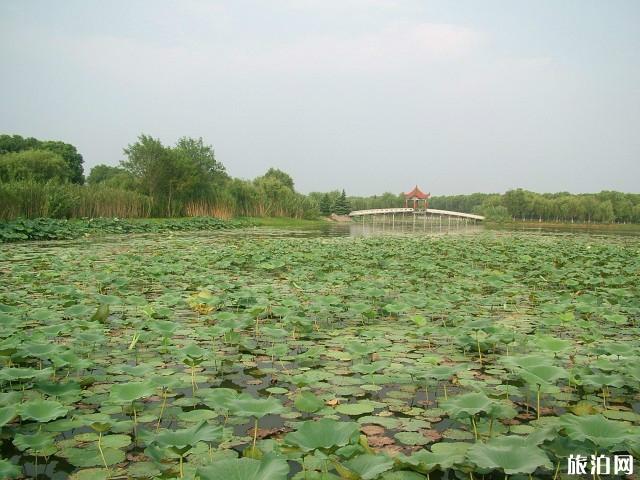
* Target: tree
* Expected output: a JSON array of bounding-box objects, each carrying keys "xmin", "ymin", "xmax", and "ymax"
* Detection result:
[
  {"xmin": 318, "ymin": 194, "xmax": 331, "ymax": 216},
  {"xmin": 39, "ymin": 141, "xmax": 84, "ymax": 184},
  {"xmin": 87, "ymin": 164, "xmax": 127, "ymax": 184},
  {"xmin": 175, "ymin": 137, "xmax": 226, "ymax": 180},
  {"xmin": 0, "ymin": 134, "xmax": 84, "ymax": 184},
  {"xmin": 332, "ymin": 190, "xmax": 351, "ymax": 215},
  {"xmin": 261, "ymin": 168, "xmax": 294, "ymax": 190},
  {"xmin": 87, "ymin": 164, "xmax": 137, "ymax": 190},
  {"xmin": 594, "ymin": 200, "xmax": 615, "ymax": 223},
  {"xmin": 121, "ymin": 135, "xmax": 180, "ymax": 215},
  {"xmin": 0, "ymin": 149, "xmax": 71, "ymax": 183},
  {"xmin": 120, "ymin": 134, "xmax": 234, "ymax": 216},
  {"xmin": 503, "ymin": 189, "xmax": 529, "ymax": 220}
]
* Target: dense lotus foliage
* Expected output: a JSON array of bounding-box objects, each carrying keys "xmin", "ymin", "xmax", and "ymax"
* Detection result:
[
  {"xmin": 0, "ymin": 230, "xmax": 639, "ymax": 479},
  {"xmin": 0, "ymin": 217, "xmax": 246, "ymax": 243}
]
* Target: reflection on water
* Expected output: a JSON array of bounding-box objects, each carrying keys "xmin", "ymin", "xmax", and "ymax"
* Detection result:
[{"xmin": 346, "ymin": 222, "xmax": 484, "ymax": 237}]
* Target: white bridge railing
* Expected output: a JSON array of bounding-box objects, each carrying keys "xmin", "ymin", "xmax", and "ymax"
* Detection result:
[{"xmin": 348, "ymin": 207, "xmax": 484, "ymax": 221}]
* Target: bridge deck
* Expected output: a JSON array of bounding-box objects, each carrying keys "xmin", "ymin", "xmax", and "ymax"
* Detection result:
[{"xmin": 348, "ymin": 207, "xmax": 484, "ymax": 221}]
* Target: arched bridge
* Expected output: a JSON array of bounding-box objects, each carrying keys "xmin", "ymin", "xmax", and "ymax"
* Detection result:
[{"xmin": 348, "ymin": 207, "xmax": 484, "ymax": 221}]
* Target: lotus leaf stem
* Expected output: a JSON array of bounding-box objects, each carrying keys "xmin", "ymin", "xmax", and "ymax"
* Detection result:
[
  {"xmin": 97, "ymin": 432, "xmax": 110, "ymax": 477},
  {"xmin": 252, "ymin": 418, "xmax": 259, "ymax": 452},
  {"xmin": 471, "ymin": 415, "xmax": 478, "ymax": 441},
  {"xmin": 156, "ymin": 389, "xmax": 168, "ymax": 431}
]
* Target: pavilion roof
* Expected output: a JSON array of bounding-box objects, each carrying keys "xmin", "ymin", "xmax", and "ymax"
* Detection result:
[{"xmin": 404, "ymin": 185, "xmax": 430, "ymax": 199}]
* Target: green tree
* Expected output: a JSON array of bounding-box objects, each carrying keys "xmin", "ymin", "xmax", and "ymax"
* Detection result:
[
  {"xmin": 594, "ymin": 200, "xmax": 615, "ymax": 223},
  {"xmin": 332, "ymin": 190, "xmax": 351, "ymax": 215},
  {"xmin": 39, "ymin": 141, "xmax": 84, "ymax": 184},
  {"xmin": 0, "ymin": 135, "xmax": 84, "ymax": 184},
  {"xmin": 87, "ymin": 164, "xmax": 127, "ymax": 184},
  {"xmin": 260, "ymin": 168, "xmax": 294, "ymax": 190},
  {"xmin": 318, "ymin": 194, "xmax": 331, "ymax": 216},
  {"xmin": 0, "ymin": 150, "xmax": 71, "ymax": 183},
  {"xmin": 121, "ymin": 135, "xmax": 180, "ymax": 215},
  {"xmin": 503, "ymin": 189, "xmax": 529, "ymax": 220}
]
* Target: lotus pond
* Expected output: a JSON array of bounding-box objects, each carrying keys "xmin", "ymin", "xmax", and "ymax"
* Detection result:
[{"xmin": 0, "ymin": 230, "xmax": 639, "ymax": 479}]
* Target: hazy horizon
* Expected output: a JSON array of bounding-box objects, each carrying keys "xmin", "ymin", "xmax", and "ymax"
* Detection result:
[{"xmin": 1, "ymin": 1, "xmax": 639, "ymax": 196}]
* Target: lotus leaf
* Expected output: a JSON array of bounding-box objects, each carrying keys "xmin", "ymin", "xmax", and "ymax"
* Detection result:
[
  {"xmin": 441, "ymin": 391, "xmax": 494, "ymax": 418},
  {"xmin": 0, "ymin": 459, "xmax": 20, "ymax": 479},
  {"xmin": 19, "ymin": 399, "xmax": 69, "ymax": 422},
  {"xmin": 154, "ymin": 421, "xmax": 222, "ymax": 448},
  {"xmin": 406, "ymin": 442, "xmax": 471, "ymax": 471},
  {"xmin": 335, "ymin": 401, "xmax": 376, "ymax": 416},
  {"xmin": 559, "ymin": 414, "xmax": 638, "ymax": 449},
  {"xmin": 466, "ymin": 435, "xmax": 552, "ymax": 474},
  {"xmin": 109, "ymin": 381, "xmax": 154, "ymax": 403},
  {"xmin": 339, "ymin": 454, "xmax": 394, "ymax": 480},
  {"xmin": 0, "ymin": 405, "xmax": 17, "ymax": 427},
  {"xmin": 13, "ymin": 431, "xmax": 57, "ymax": 452},
  {"xmin": 231, "ymin": 395, "xmax": 285, "ymax": 419},
  {"xmin": 295, "ymin": 391, "xmax": 324, "ymax": 413},
  {"xmin": 285, "ymin": 418, "xmax": 360, "ymax": 451},
  {"xmin": 197, "ymin": 454, "xmax": 289, "ymax": 480}
]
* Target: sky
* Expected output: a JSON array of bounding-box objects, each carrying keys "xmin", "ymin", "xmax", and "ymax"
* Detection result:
[{"xmin": 1, "ymin": 1, "xmax": 639, "ymax": 196}]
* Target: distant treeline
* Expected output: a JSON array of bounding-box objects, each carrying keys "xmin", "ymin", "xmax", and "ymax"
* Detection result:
[
  {"xmin": 0, "ymin": 134, "xmax": 317, "ymax": 220},
  {"xmin": 344, "ymin": 190, "xmax": 640, "ymax": 223},
  {"xmin": 1, "ymin": 133, "xmax": 638, "ymax": 223}
]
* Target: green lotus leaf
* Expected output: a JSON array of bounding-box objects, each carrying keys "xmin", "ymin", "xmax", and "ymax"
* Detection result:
[
  {"xmin": 19, "ymin": 399, "xmax": 69, "ymax": 422},
  {"xmin": 62, "ymin": 446, "xmax": 126, "ymax": 467},
  {"xmin": 0, "ymin": 405, "xmax": 17, "ymax": 427},
  {"xmin": 90, "ymin": 304, "xmax": 110, "ymax": 322},
  {"xmin": 467, "ymin": 435, "xmax": 552, "ymax": 474},
  {"xmin": 109, "ymin": 381, "xmax": 154, "ymax": 403},
  {"xmin": 150, "ymin": 319, "xmax": 179, "ymax": 336},
  {"xmin": 181, "ymin": 343, "xmax": 207, "ymax": 359},
  {"xmin": 294, "ymin": 391, "xmax": 324, "ymax": 413},
  {"xmin": 441, "ymin": 391, "xmax": 495, "ymax": 418},
  {"xmin": 394, "ymin": 432, "xmax": 430, "ymax": 446},
  {"xmin": 231, "ymin": 395, "xmax": 285, "ymax": 419},
  {"xmin": 197, "ymin": 453, "xmax": 289, "ymax": 480},
  {"xmin": 155, "ymin": 421, "xmax": 222, "ymax": 448},
  {"xmin": 13, "ymin": 431, "xmax": 57, "ymax": 452},
  {"xmin": 0, "ymin": 367, "xmax": 41, "ymax": 381},
  {"xmin": 424, "ymin": 365, "xmax": 459, "ymax": 380},
  {"xmin": 580, "ymin": 372, "xmax": 626, "ymax": 388},
  {"xmin": 534, "ymin": 336, "xmax": 571, "ymax": 353},
  {"xmin": 36, "ymin": 380, "xmax": 82, "ymax": 397},
  {"xmin": 266, "ymin": 387, "xmax": 289, "ymax": 395},
  {"xmin": 21, "ymin": 342, "xmax": 59, "ymax": 358},
  {"xmin": 68, "ymin": 467, "xmax": 110, "ymax": 480},
  {"xmin": 335, "ymin": 401, "xmax": 376, "ymax": 416},
  {"xmin": 99, "ymin": 434, "xmax": 132, "ymax": 449},
  {"xmin": 381, "ymin": 472, "xmax": 426, "ymax": 480},
  {"xmin": 339, "ymin": 454, "xmax": 394, "ymax": 480},
  {"xmin": 0, "ymin": 459, "xmax": 21, "ymax": 479},
  {"xmin": 559, "ymin": 414, "xmax": 638, "ymax": 449},
  {"xmin": 197, "ymin": 388, "xmax": 238, "ymax": 410},
  {"xmin": 518, "ymin": 364, "xmax": 567, "ymax": 387},
  {"xmin": 285, "ymin": 418, "xmax": 360, "ymax": 451},
  {"xmin": 406, "ymin": 442, "xmax": 471, "ymax": 471}
]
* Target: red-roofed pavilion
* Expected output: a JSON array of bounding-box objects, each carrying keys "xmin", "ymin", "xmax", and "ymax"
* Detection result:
[{"xmin": 404, "ymin": 185, "xmax": 431, "ymax": 209}]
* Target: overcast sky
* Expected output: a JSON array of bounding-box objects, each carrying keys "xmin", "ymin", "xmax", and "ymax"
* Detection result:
[{"xmin": 1, "ymin": 1, "xmax": 639, "ymax": 195}]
